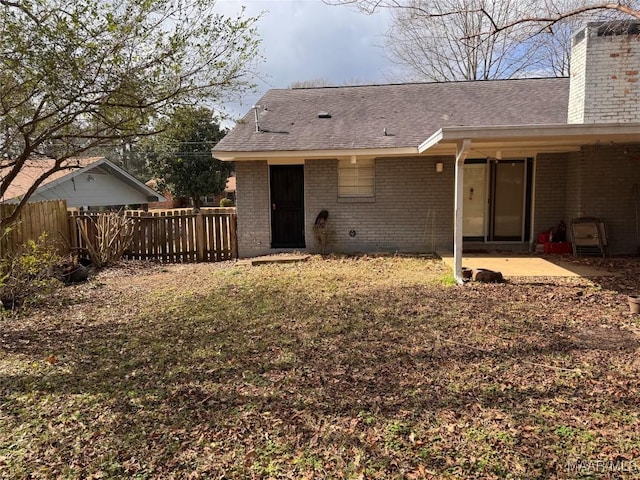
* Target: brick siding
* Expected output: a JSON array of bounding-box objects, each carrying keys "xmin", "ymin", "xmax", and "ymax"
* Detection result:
[
  {"xmin": 305, "ymin": 157, "xmax": 454, "ymax": 254},
  {"xmin": 237, "ymin": 151, "xmax": 640, "ymax": 257},
  {"xmin": 569, "ymin": 24, "xmax": 640, "ymax": 124},
  {"xmin": 534, "ymin": 144, "xmax": 640, "ymax": 254},
  {"xmin": 235, "ymin": 157, "xmax": 455, "ymax": 257},
  {"xmin": 577, "ymin": 144, "xmax": 640, "ymax": 254},
  {"xmin": 235, "ymin": 161, "xmax": 271, "ymax": 258},
  {"xmin": 568, "ymin": 35, "xmax": 587, "ymax": 123},
  {"xmin": 533, "ymin": 153, "xmax": 568, "ymax": 234}
]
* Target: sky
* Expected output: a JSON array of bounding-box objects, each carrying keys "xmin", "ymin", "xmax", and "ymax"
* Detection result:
[{"xmin": 213, "ymin": 0, "xmax": 396, "ymax": 124}]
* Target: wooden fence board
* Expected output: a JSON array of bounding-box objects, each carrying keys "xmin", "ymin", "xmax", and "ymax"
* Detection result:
[
  {"xmin": 66, "ymin": 209, "xmax": 236, "ymax": 264},
  {"xmin": 215, "ymin": 215, "xmax": 221, "ymax": 260},
  {"xmin": 0, "ymin": 200, "xmax": 70, "ymax": 258},
  {"xmin": 182, "ymin": 213, "xmax": 189, "ymax": 261},
  {"xmin": 167, "ymin": 212, "xmax": 175, "ymax": 262},
  {"xmin": 175, "ymin": 213, "xmax": 184, "ymax": 261},
  {"xmin": 230, "ymin": 213, "xmax": 238, "ymax": 259},
  {"xmin": 221, "ymin": 215, "xmax": 229, "ymax": 261},
  {"xmin": 184, "ymin": 213, "xmax": 192, "ymax": 262}
]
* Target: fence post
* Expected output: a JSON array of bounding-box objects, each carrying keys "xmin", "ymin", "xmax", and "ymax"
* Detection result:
[
  {"xmin": 230, "ymin": 212, "xmax": 238, "ymax": 259},
  {"xmin": 68, "ymin": 210, "xmax": 77, "ymax": 256},
  {"xmin": 196, "ymin": 212, "xmax": 205, "ymax": 262}
]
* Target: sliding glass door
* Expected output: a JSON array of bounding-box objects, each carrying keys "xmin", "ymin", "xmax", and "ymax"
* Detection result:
[
  {"xmin": 463, "ymin": 159, "xmax": 531, "ymax": 242},
  {"xmin": 491, "ymin": 161, "xmax": 526, "ymax": 240}
]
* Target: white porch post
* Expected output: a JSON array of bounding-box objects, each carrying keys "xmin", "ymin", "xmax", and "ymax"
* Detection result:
[{"xmin": 454, "ymin": 139, "xmax": 472, "ymax": 283}]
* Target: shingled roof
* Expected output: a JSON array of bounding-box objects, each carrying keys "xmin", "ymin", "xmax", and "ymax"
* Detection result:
[
  {"xmin": 3, "ymin": 157, "xmax": 103, "ymax": 201},
  {"xmin": 214, "ymin": 77, "xmax": 570, "ymax": 154},
  {"xmin": 2, "ymin": 157, "xmax": 164, "ymax": 203}
]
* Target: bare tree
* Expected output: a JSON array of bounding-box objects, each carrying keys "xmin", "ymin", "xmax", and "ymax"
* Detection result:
[
  {"xmin": 288, "ymin": 78, "xmax": 367, "ymax": 88},
  {"xmin": 328, "ymin": 0, "xmax": 640, "ymax": 80},
  {"xmin": 486, "ymin": 0, "xmax": 640, "ymax": 31},
  {"xmin": 385, "ymin": 0, "xmax": 546, "ymax": 81},
  {"xmin": 526, "ymin": 4, "xmax": 587, "ymax": 77},
  {"xmin": 329, "ymin": 0, "xmax": 640, "ymax": 29},
  {"xmin": 289, "ymin": 79, "xmax": 336, "ymax": 88}
]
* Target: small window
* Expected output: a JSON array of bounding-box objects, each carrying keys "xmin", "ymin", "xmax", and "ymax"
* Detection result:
[{"xmin": 338, "ymin": 158, "xmax": 374, "ymax": 197}]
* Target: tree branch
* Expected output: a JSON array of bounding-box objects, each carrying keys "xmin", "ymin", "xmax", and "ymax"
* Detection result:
[
  {"xmin": 0, "ymin": 0, "xmax": 41, "ymax": 24},
  {"xmin": 484, "ymin": 4, "xmax": 640, "ymax": 36}
]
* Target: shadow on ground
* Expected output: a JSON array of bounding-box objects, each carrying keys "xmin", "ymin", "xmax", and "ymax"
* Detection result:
[{"xmin": 1, "ymin": 264, "xmax": 639, "ymax": 478}]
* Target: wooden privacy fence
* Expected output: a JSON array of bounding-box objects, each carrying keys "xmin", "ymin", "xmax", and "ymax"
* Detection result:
[
  {"xmin": 0, "ymin": 200, "xmax": 70, "ymax": 257},
  {"xmin": 69, "ymin": 209, "xmax": 237, "ymax": 263}
]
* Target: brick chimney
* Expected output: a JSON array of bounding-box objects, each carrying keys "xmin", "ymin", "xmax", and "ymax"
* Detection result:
[{"xmin": 568, "ymin": 21, "xmax": 640, "ymax": 124}]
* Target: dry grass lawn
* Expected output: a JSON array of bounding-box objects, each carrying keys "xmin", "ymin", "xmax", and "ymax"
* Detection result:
[{"xmin": 1, "ymin": 255, "xmax": 640, "ymax": 479}]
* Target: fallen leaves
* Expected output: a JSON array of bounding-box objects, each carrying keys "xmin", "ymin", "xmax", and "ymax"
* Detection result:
[{"xmin": 0, "ymin": 256, "xmax": 639, "ymax": 478}]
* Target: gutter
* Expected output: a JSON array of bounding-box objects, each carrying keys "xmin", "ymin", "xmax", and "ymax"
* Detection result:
[
  {"xmin": 420, "ymin": 123, "xmax": 640, "ymax": 149},
  {"xmin": 213, "ymin": 146, "xmax": 419, "ymax": 162},
  {"xmin": 215, "ymin": 122, "xmax": 640, "ymax": 161},
  {"xmin": 418, "ymin": 129, "xmax": 444, "ymax": 153}
]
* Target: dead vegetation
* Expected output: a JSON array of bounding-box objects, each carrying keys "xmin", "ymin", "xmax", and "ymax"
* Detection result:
[{"xmin": 1, "ymin": 255, "xmax": 639, "ymax": 479}]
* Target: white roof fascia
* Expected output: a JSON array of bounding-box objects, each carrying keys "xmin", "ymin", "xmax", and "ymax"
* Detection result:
[
  {"xmin": 418, "ymin": 129, "xmax": 444, "ymax": 153},
  {"xmin": 99, "ymin": 160, "xmax": 166, "ymax": 201},
  {"xmin": 419, "ymin": 123, "xmax": 640, "ymax": 153},
  {"xmin": 213, "ymin": 146, "xmax": 419, "ymax": 162},
  {"xmin": 215, "ymin": 123, "xmax": 640, "ymax": 161}
]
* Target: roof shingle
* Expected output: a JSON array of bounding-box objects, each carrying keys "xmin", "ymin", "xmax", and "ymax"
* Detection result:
[{"xmin": 214, "ymin": 78, "xmax": 570, "ymax": 153}]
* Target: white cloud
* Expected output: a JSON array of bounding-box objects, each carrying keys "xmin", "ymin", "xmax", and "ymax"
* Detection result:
[{"xmin": 214, "ymin": 0, "xmax": 394, "ymax": 124}]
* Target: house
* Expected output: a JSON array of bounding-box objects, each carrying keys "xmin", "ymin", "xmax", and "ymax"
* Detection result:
[
  {"xmin": 145, "ymin": 178, "xmax": 190, "ymax": 209},
  {"xmin": 2, "ymin": 157, "xmax": 165, "ymax": 209},
  {"xmin": 201, "ymin": 174, "xmax": 236, "ymax": 207},
  {"xmin": 213, "ymin": 21, "xmax": 640, "ymax": 281},
  {"xmin": 146, "ymin": 173, "xmax": 236, "ymax": 209}
]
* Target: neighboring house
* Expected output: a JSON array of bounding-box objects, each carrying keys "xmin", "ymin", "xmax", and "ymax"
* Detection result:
[
  {"xmin": 201, "ymin": 173, "xmax": 236, "ymax": 207},
  {"xmin": 146, "ymin": 174, "xmax": 236, "ymax": 209},
  {"xmin": 145, "ymin": 179, "xmax": 189, "ymax": 209},
  {"xmin": 2, "ymin": 157, "xmax": 165, "ymax": 209},
  {"xmin": 224, "ymin": 174, "xmax": 236, "ymax": 202},
  {"xmin": 213, "ymin": 21, "xmax": 640, "ymax": 279}
]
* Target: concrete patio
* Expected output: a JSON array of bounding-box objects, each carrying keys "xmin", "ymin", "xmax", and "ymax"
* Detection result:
[
  {"xmin": 439, "ymin": 253, "xmax": 615, "ymax": 277},
  {"xmin": 237, "ymin": 254, "xmax": 311, "ymax": 266}
]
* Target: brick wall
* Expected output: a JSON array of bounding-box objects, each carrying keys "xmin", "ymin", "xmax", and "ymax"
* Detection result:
[
  {"xmin": 235, "ymin": 157, "xmax": 455, "ymax": 257},
  {"xmin": 563, "ymin": 151, "xmax": 583, "ymax": 221},
  {"xmin": 533, "ymin": 153, "xmax": 568, "ymax": 235},
  {"xmin": 577, "ymin": 144, "xmax": 640, "ymax": 254},
  {"xmin": 568, "ymin": 34, "xmax": 587, "ymax": 124},
  {"xmin": 305, "ymin": 157, "xmax": 454, "ymax": 254},
  {"xmin": 235, "ymin": 161, "xmax": 271, "ymax": 257},
  {"xmin": 238, "ymin": 147, "xmax": 640, "ymax": 257},
  {"xmin": 534, "ymin": 145, "xmax": 640, "ymax": 254},
  {"xmin": 568, "ymin": 22, "xmax": 640, "ymax": 124}
]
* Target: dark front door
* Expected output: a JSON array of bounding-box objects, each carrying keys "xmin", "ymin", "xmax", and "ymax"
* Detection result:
[{"xmin": 270, "ymin": 165, "xmax": 305, "ymax": 248}]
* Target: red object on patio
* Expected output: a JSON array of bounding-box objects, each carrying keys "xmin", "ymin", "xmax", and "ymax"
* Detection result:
[
  {"xmin": 544, "ymin": 242, "xmax": 572, "ymax": 254},
  {"xmin": 538, "ymin": 231, "xmax": 551, "ymax": 244}
]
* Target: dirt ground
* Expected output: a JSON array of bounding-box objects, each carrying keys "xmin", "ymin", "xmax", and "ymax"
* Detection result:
[{"xmin": 1, "ymin": 254, "xmax": 639, "ymax": 479}]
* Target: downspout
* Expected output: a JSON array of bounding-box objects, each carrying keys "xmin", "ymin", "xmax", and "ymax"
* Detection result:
[{"xmin": 454, "ymin": 139, "xmax": 472, "ymax": 284}]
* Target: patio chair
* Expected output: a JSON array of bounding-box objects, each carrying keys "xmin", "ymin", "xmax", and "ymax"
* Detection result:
[{"xmin": 571, "ymin": 217, "xmax": 608, "ymax": 257}]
